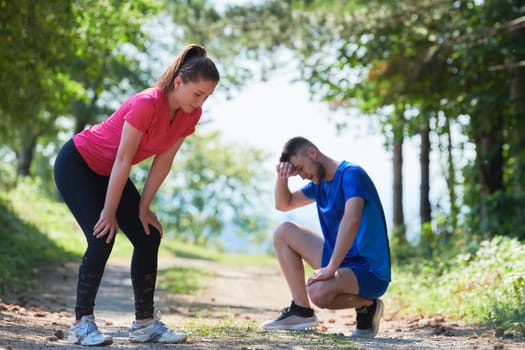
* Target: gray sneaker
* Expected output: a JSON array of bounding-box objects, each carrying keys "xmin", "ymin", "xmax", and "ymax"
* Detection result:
[
  {"xmin": 129, "ymin": 313, "xmax": 186, "ymax": 343},
  {"xmin": 67, "ymin": 315, "xmax": 113, "ymax": 346},
  {"xmin": 351, "ymin": 298, "xmax": 384, "ymax": 337},
  {"xmin": 261, "ymin": 301, "xmax": 318, "ymax": 330}
]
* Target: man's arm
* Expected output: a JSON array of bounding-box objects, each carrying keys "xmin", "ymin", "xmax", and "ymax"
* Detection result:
[
  {"xmin": 326, "ymin": 196, "xmax": 364, "ymax": 272},
  {"xmin": 307, "ymin": 196, "xmax": 364, "ymax": 284},
  {"xmin": 274, "ymin": 162, "xmax": 313, "ymax": 211}
]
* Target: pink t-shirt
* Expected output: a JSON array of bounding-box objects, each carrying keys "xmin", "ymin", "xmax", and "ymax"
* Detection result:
[{"xmin": 73, "ymin": 87, "xmax": 201, "ymax": 175}]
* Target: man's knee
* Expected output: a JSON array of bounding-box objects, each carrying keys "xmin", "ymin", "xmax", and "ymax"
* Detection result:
[
  {"xmin": 273, "ymin": 221, "xmax": 297, "ymax": 246},
  {"xmin": 307, "ymin": 282, "xmax": 332, "ymax": 309}
]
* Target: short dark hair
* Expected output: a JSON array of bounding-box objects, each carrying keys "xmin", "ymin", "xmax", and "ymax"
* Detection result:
[{"xmin": 279, "ymin": 137, "xmax": 317, "ymax": 162}]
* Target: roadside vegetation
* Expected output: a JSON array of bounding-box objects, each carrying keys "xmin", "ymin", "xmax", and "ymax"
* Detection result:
[
  {"xmin": 387, "ymin": 238, "xmax": 525, "ymax": 336},
  {"xmin": 1, "ymin": 180, "xmax": 524, "ymax": 339}
]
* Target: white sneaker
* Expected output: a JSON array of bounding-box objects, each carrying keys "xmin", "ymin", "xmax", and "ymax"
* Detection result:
[
  {"xmin": 67, "ymin": 315, "xmax": 113, "ymax": 346},
  {"xmin": 129, "ymin": 313, "xmax": 186, "ymax": 343},
  {"xmin": 261, "ymin": 301, "xmax": 318, "ymax": 331}
]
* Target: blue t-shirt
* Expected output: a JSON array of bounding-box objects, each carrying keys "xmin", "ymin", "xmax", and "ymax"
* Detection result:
[{"xmin": 302, "ymin": 161, "xmax": 391, "ymax": 282}]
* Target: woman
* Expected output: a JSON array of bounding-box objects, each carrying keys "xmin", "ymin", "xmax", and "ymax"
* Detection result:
[{"xmin": 54, "ymin": 44, "xmax": 220, "ymax": 346}]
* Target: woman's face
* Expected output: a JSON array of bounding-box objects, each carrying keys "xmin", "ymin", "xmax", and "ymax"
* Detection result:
[{"xmin": 172, "ymin": 76, "xmax": 217, "ymax": 113}]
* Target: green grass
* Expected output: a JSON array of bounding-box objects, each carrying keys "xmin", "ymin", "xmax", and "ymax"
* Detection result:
[
  {"xmin": 179, "ymin": 313, "xmax": 357, "ymax": 349},
  {"xmin": 157, "ymin": 265, "xmax": 213, "ymax": 294},
  {"xmin": 0, "ymin": 182, "xmax": 79, "ymax": 293},
  {"xmin": 384, "ymin": 236, "xmax": 525, "ymax": 336}
]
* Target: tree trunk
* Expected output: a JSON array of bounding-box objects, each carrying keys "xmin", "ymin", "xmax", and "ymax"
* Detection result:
[
  {"xmin": 510, "ymin": 65, "xmax": 525, "ymax": 192},
  {"xmin": 392, "ymin": 130, "xmax": 406, "ymax": 243},
  {"xmin": 475, "ymin": 115, "xmax": 504, "ymax": 236},
  {"xmin": 445, "ymin": 117, "xmax": 458, "ymax": 231},
  {"xmin": 16, "ymin": 131, "xmax": 37, "ymax": 177},
  {"xmin": 419, "ymin": 125, "xmax": 431, "ymax": 226},
  {"xmin": 506, "ymin": 22, "xmax": 525, "ymax": 192},
  {"xmin": 507, "ymin": 26, "xmax": 525, "ymax": 239},
  {"xmin": 73, "ymin": 97, "xmax": 98, "ymax": 134}
]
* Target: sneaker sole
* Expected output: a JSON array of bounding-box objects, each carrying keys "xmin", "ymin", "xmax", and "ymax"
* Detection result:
[
  {"xmin": 68, "ymin": 336, "xmax": 114, "ymax": 346},
  {"xmin": 129, "ymin": 335, "xmax": 187, "ymax": 344},
  {"xmin": 262, "ymin": 321, "xmax": 318, "ymax": 331},
  {"xmin": 370, "ymin": 299, "xmax": 384, "ymax": 336},
  {"xmin": 80, "ymin": 338, "xmax": 113, "ymax": 346}
]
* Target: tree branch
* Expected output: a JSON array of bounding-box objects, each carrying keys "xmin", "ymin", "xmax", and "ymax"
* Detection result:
[
  {"xmin": 488, "ymin": 60, "xmax": 525, "ymax": 71},
  {"xmin": 503, "ymin": 15, "xmax": 525, "ymax": 31}
]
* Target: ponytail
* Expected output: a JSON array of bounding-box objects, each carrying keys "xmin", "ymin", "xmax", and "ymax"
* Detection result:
[{"xmin": 155, "ymin": 44, "xmax": 220, "ymax": 93}]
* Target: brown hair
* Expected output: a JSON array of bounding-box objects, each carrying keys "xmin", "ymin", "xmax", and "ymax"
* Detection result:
[
  {"xmin": 155, "ymin": 44, "xmax": 220, "ymax": 93},
  {"xmin": 279, "ymin": 137, "xmax": 318, "ymax": 162}
]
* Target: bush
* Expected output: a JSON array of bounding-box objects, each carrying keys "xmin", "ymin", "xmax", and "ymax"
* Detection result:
[{"xmin": 387, "ymin": 236, "xmax": 525, "ymax": 335}]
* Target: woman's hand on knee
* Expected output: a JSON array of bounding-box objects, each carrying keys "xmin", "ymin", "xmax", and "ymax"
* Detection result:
[
  {"xmin": 139, "ymin": 207, "xmax": 163, "ymax": 238},
  {"xmin": 93, "ymin": 209, "xmax": 119, "ymax": 244}
]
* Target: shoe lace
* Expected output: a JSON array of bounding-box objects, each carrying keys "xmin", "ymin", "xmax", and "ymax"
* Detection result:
[
  {"xmin": 150, "ymin": 311, "xmax": 173, "ymax": 338},
  {"xmin": 80, "ymin": 317, "xmax": 103, "ymax": 337},
  {"xmin": 277, "ymin": 306, "xmax": 292, "ymax": 319}
]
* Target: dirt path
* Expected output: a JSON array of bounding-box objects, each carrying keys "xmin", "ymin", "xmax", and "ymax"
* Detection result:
[{"xmin": 1, "ymin": 256, "xmax": 523, "ymax": 349}]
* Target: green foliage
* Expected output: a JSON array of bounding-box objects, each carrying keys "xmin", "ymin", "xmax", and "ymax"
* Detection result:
[
  {"xmin": 391, "ymin": 216, "xmax": 461, "ymax": 264},
  {"xmin": 0, "ymin": 0, "xmax": 160, "ymax": 176},
  {"xmin": 215, "ymin": 0, "xmax": 525, "ymax": 244},
  {"xmin": 481, "ymin": 190, "xmax": 525, "ymax": 240},
  {"xmin": 389, "ymin": 228, "xmax": 413, "ymax": 263},
  {"xmin": 0, "ymin": 147, "xmax": 17, "ymax": 191},
  {"xmin": 147, "ymin": 130, "xmax": 273, "ymax": 249},
  {"xmin": 0, "ymin": 0, "xmax": 78, "ymax": 131},
  {"xmin": 387, "ymin": 236, "xmax": 525, "ymax": 335},
  {"xmin": 165, "ymin": 0, "xmax": 295, "ymax": 93}
]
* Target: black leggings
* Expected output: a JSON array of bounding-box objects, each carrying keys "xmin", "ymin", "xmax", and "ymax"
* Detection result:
[{"xmin": 54, "ymin": 139, "xmax": 160, "ymax": 320}]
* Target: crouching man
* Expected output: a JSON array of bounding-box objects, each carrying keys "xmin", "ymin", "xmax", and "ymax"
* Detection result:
[{"xmin": 261, "ymin": 137, "xmax": 391, "ymax": 337}]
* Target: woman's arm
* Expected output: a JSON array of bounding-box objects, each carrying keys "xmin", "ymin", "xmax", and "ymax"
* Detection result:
[
  {"xmin": 139, "ymin": 137, "xmax": 185, "ymax": 237},
  {"xmin": 94, "ymin": 121, "xmax": 143, "ymax": 243}
]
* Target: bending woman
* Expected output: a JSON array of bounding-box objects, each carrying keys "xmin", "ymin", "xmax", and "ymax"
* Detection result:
[{"xmin": 54, "ymin": 44, "xmax": 219, "ymax": 346}]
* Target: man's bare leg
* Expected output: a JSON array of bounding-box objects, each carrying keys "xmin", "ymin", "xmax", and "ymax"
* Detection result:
[
  {"xmin": 260, "ymin": 222, "xmax": 324, "ymax": 330},
  {"xmin": 272, "ymin": 221, "xmax": 323, "ymax": 308}
]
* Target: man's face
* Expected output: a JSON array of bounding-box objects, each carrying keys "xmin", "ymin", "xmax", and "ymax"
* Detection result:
[{"xmin": 289, "ymin": 153, "xmax": 326, "ymax": 184}]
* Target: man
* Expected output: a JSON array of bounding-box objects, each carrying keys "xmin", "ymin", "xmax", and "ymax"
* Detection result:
[{"xmin": 261, "ymin": 137, "xmax": 391, "ymax": 337}]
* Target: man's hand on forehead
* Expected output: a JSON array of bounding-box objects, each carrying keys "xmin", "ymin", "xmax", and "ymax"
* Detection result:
[{"xmin": 276, "ymin": 161, "xmax": 298, "ymax": 179}]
